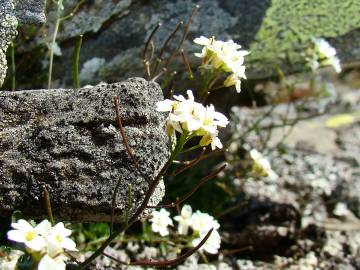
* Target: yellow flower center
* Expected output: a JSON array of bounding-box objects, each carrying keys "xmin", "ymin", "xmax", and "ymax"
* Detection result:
[
  {"xmin": 55, "ymin": 234, "xmax": 63, "ymax": 243},
  {"xmin": 25, "ymin": 230, "xmax": 37, "ymax": 241}
]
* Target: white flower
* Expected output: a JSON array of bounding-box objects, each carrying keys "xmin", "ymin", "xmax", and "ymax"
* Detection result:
[
  {"xmin": 310, "ymin": 38, "xmax": 341, "ymax": 73},
  {"xmin": 46, "ymin": 222, "xmax": 78, "ymax": 255},
  {"xmin": 0, "ymin": 250, "xmax": 23, "ymax": 270},
  {"xmin": 249, "ymin": 149, "xmax": 278, "ymax": 180},
  {"xmin": 194, "ymin": 36, "xmax": 249, "ymax": 92},
  {"xmin": 192, "ymin": 229, "xmax": 221, "ymax": 254},
  {"xmin": 199, "ymin": 130, "xmax": 223, "ymax": 150},
  {"xmin": 174, "ymin": 205, "xmax": 193, "ymax": 235},
  {"xmin": 190, "ymin": 211, "xmax": 220, "ymax": 234},
  {"xmin": 38, "ymin": 254, "xmax": 66, "ymax": 270},
  {"xmin": 224, "ymin": 73, "xmax": 242, "ymax": 93},
  {"xmin": 333, "ymin": 202, "xmax": 351, "ymax": 217},
  {"xmin": 149, "ymin": 209, "xmax": 173, "ymax": 236},
  {"xmin": 7, "ymin": 219, "xmax": 51, "ymax": 251},
  {"xmin": 156, "ymin": 90, "xmax": 228, "ymax": 150}
]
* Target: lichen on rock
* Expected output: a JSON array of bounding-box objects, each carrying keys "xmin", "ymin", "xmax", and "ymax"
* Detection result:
[{"xmin": 0, "ymin": 0, "xmax": 18, "ymax": 87}]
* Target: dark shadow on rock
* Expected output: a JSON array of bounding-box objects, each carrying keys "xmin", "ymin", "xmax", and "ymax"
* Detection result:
[{"xmin": 218, "ymin": 0, "xmax": 272, "ymax": 48}]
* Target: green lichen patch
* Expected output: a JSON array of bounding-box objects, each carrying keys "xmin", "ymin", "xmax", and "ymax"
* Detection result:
[{"xmin": 247, "ymin": 0, "xmax": 360, "ymax": 78}]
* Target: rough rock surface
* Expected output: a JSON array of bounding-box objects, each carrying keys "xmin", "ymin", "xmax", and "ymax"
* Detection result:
[
  {"xmin": 14, "ymin": 0, "xmax": 46, "ymax": 25},
  {"xmin": 0, "ymin": 77, "xmax": 169, "ymax": 222},
  {"xmin": 10, "ymin": 0, "xmax": 360, "ymax": 89}
]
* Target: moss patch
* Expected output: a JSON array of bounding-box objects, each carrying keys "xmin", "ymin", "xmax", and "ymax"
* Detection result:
[{"xmin": 247, "ymin": 0, "xmax": 360, "ymax": 78}]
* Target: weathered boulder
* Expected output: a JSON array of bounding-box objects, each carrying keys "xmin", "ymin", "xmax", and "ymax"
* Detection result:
[
  {"xmin": 9, "ymin": 0, "xmax": 360, "ymax": 89},
  {"xmin": 0, "ymin": 77, "xmax": 169, "ymax": 222}
]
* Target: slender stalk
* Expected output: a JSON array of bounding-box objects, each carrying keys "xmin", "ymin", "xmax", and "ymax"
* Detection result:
[
  {"xmin": 10, "ymin": 42, "xmax": 15, "ymax": 91},
  {"xmin": 181, "ymin": 50, "xmax": 193, "ymax": 80},
  {"xmin": 72, "ymin": 35, "xmax": 83, "ymax": 89},
  {"xmin": 110, "ymin": 177, "xmax": 123, "ymax": 234},
  {"xmin": 152, "ymin": 21, "xmax": 183, "ymax": 76},
  {"xmin": 43, "ymin": 186, "xmax": 55, "ymax": 226},
  {"xmin": 48, "ymin": 1, "xmax": 63, "ymax": 90},
  {"xmin": 124, "ymin": 184, "xmax": 133, "ymax": 228}
]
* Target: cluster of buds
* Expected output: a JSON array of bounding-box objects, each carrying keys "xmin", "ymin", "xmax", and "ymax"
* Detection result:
[
  {"xmin": 4, "ymin": 219, "xmax": 77, "ymax": 270},
  {"xmin": 194, "ymin": 36, "xmax": 249, "ymax": 93},
  {"xmin": 150, "ymin": 205, "xmax": 221, "ymax": 254},
  {"xmin": 156, "ymin": 90, "xmax": 228, "ymax": 150},
  {"xmin": 308, "ymin": 37, "xmax": 341, "ymax": 73}
]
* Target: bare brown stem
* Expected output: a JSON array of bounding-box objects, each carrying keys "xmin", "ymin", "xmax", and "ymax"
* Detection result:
[
  {"xmin": 152, "ymin": 21, "xmax": 183, "ymax": 76},
  {"xmin": 43, "ymin": 186, "xmax": 55, "ymax": 225}
]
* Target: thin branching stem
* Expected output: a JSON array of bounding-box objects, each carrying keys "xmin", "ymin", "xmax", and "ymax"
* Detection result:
[
  {"xmin": 143, "ymin": 22, "xmax": 161, "ymax": 60},
  {"xmin": 152, "ymin": 21, "xmax": 183, "ymax": 76},
  {"xmin": 113, "ymin": 97, "xmax": 152, "ymax": 184},
  {"xmin": 173, "ymin": 147, "xmax": 206, "ymax": 176},
  {"xmin": 161, "ymin": 5, "xmax": 199, "ymax": 75},
  {"xmin": 181, "ymin": 49, "xmax": 193, "ymax": 79}
]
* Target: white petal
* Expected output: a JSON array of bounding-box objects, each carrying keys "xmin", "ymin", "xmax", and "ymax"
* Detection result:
[
  {"xmin": 181, "ymin": 205, "xmax": 192, "ymax": 219},
  {"xmin": 156, "ymin": 100, "xmax": 174, "ymax": 112},
  {"xmin": 11, "ymin": 220, "xmax": 33, "ymax": 232},
  {"xmin": 26, "ymin": 236, "xmax": 47, "ymax": 251},
  {"xmin": 36, "ymin": 220, "xmax": 52, "ymax": 236},
  {"xmin": 7, "ymin": 230, "xmax": 26, "ymax": 243},
  {"xmin": 62, "ymin": 237, "xmax": 78, "ymax": 251},
  {"xmin": 38, "ymin": 255, "xmax": 66, "ymax": 270}
]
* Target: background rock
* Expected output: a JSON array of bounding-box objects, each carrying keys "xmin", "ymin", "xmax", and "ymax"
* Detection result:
[
  {"xmin": 14, "ymin": 0, "xmax": 46, "ymax": 25},
  {"xmin": 5, "ymin": 0, "xmax": 360, "ymax": 89},
  {"xmin": 0, "ymin": 77, "xmax": 169, "ymax": 222},
  {"xmin": 0, "ymin": 0, "xmax": 46, "ymax": 87}
]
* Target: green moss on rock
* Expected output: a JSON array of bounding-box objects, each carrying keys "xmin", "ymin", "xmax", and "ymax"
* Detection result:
[{"xmin": 247, "ymin": 0, "xmax": 360, "ymax": 78}]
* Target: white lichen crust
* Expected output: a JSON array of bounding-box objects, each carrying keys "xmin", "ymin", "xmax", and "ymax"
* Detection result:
[{"xmin": 0, "ymin": 0, "xmax": 18, "ymax": 87}]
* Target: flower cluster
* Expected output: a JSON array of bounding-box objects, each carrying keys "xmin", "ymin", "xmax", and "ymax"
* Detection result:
[
  {"xmin": 194, "ymin": 36, "xmax": 249, "ymax": 92},
  {"xmin": 308, "ymin": 37, "xmax": 341, "ymax": 73},
  {"xmin": 156, "ymin": 90, "xmax": 228, "ymax": 150},
  {"xmin": 0, "ymin": 250, "xmax": 24, "ymax": 270},
  {"xmin": 250, "ymin": 149, "xmax": 278, "ymax": 180},
  {"xmin": 149, "ymin": 205, "xmax": 221, "ymax": 254},
  {"xmin": 6, "ymin": 219, "xmax": 77, "ymax": 270}
]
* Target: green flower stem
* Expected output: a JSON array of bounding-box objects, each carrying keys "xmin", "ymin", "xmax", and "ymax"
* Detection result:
[
  {"xmin": 48, "ymin": 0, "xmax": 63, "ymax": 90},
  {"xmin": 72, "ymin": 35, "xmax": 83, "ymax": 89},
  {"xmin": 11, "ymin": 42, "xmax": 15, "ymax": 91},
  {"xmin": 180, "ymin": 144, "xmax": 204, "ymax": 154}
]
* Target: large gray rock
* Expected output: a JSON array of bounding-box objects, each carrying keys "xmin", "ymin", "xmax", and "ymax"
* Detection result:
[
  {"xmin": 10, "ymin": 0, "xmax": 360, "ymax": 89},
  {"xmin": 0, "ymin": 77, "xmax": 169, "ymax": 222}
]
